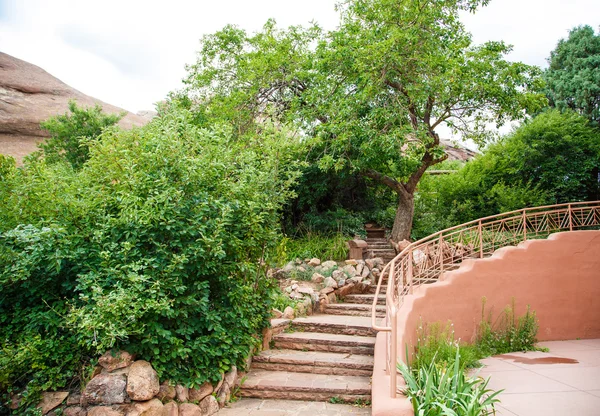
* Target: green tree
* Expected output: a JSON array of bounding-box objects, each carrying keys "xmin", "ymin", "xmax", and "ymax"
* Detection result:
[
  {"xmin": 38, "ymin": 101, "xmax": 123, "ymax": 169},
  {"xmin": 544, "ymin": 25, "xmax": 600, "ymax": 126},
  {"xmin": 182, "ymin": 0, "xmax": 546, "ymax": 241}
]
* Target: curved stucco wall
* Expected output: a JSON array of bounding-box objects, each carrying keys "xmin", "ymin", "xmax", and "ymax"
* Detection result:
[{"xmin": 396, "ymin": 231, "xmax": 600, "ymax": 360}]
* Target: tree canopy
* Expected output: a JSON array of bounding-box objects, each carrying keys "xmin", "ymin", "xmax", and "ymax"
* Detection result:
[
  {"xmin": 180, "ymin": 0, "xmax": 546, "ymax": 240},
  {"xmin": 544, "ymin": 25, "xmax": 600, "ymax": 126}
]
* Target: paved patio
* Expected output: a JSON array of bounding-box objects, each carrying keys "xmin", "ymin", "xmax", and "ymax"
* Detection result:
[
  {"xmin": 476, "ymin": 339, "xmax": 600, "ymax": 416},
  {"xmin": 219, "ymin": 398, "xmax": 371, "ymax": 415}
]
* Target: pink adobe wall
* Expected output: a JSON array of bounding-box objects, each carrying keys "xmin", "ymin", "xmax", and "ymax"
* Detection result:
[{"xmin": 396, "ymin": 230, "xmax": 600, "ymax": 363}]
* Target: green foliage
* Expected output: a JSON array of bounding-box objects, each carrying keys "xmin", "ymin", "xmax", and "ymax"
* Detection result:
[
  {"xmin": 476, "ymin": 299, "xmax": 542, "ymax": 356},
  {"xmin": 274, "ymin": 233, "xmax": 349, "ymax": 265},
  {"xmin": 544, "ymin": 25, "xmax": 600, "ymax": 126},
  {"xmin": 180, "ymin": 0, "xmax": 545, "ymax": 240},
  {"xmin": 398, "ymin": 348, "xmax": 501, "ymax": 416},
  {"xmin": 37, "ymin": 101, "xmax": 123, "ymax": 169},
  {"xmin": 0, "ymin": 109, "xmax": 299, "ymax": 410},
  {"xmin": 411, "ymin": 322, "xmax": 481, "ymax": 372}
]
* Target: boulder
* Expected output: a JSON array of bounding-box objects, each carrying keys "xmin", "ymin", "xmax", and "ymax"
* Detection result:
[
  {"xmin": 307, "ymin": 258, "xmax": 321, "ymax": 267},
  {"xmin": 63, "ymin": 406, "xmax": 87, "ymax": 416},
  {"xmin": 175, "ymin": 385, "xmax": 188, "ymax": 402},
  {"xmin": 126, "ymin": 361, "xmax": 159, "ymax": 401},
  {"xmin": 125, "ymin": 398, "xmax": 163, "ymax": 416},
  {"xmin": 200, "ymin": 395, "xmax": 220, "ymax": 415},
  {"xmin": 37, "ymin": 392, "xmax": 69, "ymax": 415},
  {"xmin": 337, "ymin": 283, "xmax": 356, "ymax": 297},
  {"xmin": 188, "ymin": 382, "xmax": 213, "ymax": 402},
  {"xmin": 319, "ymin": 287, "xmax": 334, "ymax": 295},
  {"xmin": 321, "ymin": 260, "xmax": 337, "ymax": 270},
  {"xmin": 323, "ymin": 276, "xmax": 338, "ymax": 289},
  {"xmin": 311, "ymin": 273, "xmax": 324, "ymax": 283},
  {"xmin": 177, "ymin": 403, "xmax": 202, "ymax": 416},
  {"xmin": 271, "ymin": 308, "xmax": 283, "ymax": 319},
  {"xmin": 98, "ymin": 351, "xmax": 134, "ymax": 373},
  {"xmin": 283, "ymin": 306, "xmax": 295, "ymax": 319},
  {"xmin": 87, "ymin": 407, "xmax": 123, "ymax": 416},
  {"xmin": 162, "ymin": 402, "xmax": 178, "ymax": 416},
  {"xmin": 82, "ymin": 373, "xmax": 127, "ymax": 405},
  {"xmin": 157, "ymin": 382, "xmax": 176, "ymax": 401}
]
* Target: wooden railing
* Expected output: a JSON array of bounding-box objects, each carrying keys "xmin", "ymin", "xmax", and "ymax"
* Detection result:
[{"xmin": 371, "ymin": 201, "xmax": 600, "ymax": 398}]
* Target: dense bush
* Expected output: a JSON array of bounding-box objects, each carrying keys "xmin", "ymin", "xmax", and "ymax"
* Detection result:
[{"xmin": 0, "ymin": 109, "xmax": 298, "ymax": 410}]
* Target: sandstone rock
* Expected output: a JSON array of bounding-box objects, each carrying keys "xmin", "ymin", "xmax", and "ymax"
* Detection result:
[
  {"xmin": 82, "ymin": 373, "xmax": 127, "ymax": 405},
  {"xmin": 200, "ymin": 395, "xmax": 220, "ymax": 414},
  {"xmin": 0, "ymin": 53, "xmax": 148, "ymax": 165},
  {"xmin": 64, "ymin": 406, "xmax": 87, "ymax": 416},
  {"xmin": 344, "ymin": 259, "xmax": 358, "ymax": 266},
  {"xmin": 337, "ymin": 278, "xmax": 346, "ymax": 287},
  {"xmin": 365, "ymin": 259, "xmax": 375, "ymax": 269},
  {"xmin": 283, "ymin": 262, "xmax": 295, "ymax": 272},
  {"xmin": 271, "ymin": 308, "xmax": 283, "ymax": 319},
  {"xmin": 373, "ymin": 257, "xmax": 385, "ymax": 267},
  {"xmin": 99, "ymin": 351, "xmax": 134, "ymax": 373},
  {"xmin": 67, "ymin": 393, "xmax": 82, "ymax": 406},
  {"xmin": 126, "ymin": 361, "xmax": 159, "ymax": 401},
  {"xmin": 307, "ymin": 258, "xmax": 321, "ymax": 267},
  {"xmin": 175, "ymin": 385, "xmax": 188, "ymax": 402},
  {"xmin": 327, "ymin": 292, "xmax": 337, "ymax": 303},
  {"xmin": 343, "ymin": 265, "xmax": 357, "ymax": 277},
  {"xmin": 297, "ymin": 286, "xmax": 314, "ymax": 295},
  {"xmin": 337, "ymin": 283, "xmax": 356, "ymax": 297},
  {"xmin": 296, "ymin": 266, "xmax": 306, "ymax": 273},
  {"xmin": 188, "ymin": 382, "xmax": 212, "ymax": 402},
  {"xmin": 87, "ymin": 406, "xmax": 123, "ymax": 416},
  {"xmin": 283, "ymin": 306, "xmax": 295, "ymax": 319},
  {"xmin": 291, "ymin": 284, "xmax": 299, "ymax": 291},
  {"xmin": 295, "ymin": 301, "xmax": 306, "ymax": 316},
  {"xmin": 321, "ymin": 260, "xmax": 337, "ymax": 270},
  {"xmin": 397, "ymin": 239, "xmax": 411, "ymax": 252},
  {"xmin": 361, "ymin": 266, "xmax": 370, "ymax": 278},
  {"xmin": 162, "ymin": 402, "xmax": 178, "ymax": 416},
  {"xmin": 289, "ymin": 291, "xmax": 304, "ymax": 300},
  {"xmin": 125, "ymin": 398, "xmax": 163, "ymax": 416},
  {"xmin": 290, "ymin": 280, "xmax": 298, "ymax": 285},
  {"xmin": 157, "ymin": 382, "xmax": 176, "ymax": 401},
  {"xmin": 355, "ymin": 263, "xmax": 364, "ymax": 275},
  {"xmin": 319, "ymin": 287, "xmax": 334, "ymax": 295},
  {"xmin": 178, "ymin": 403, "xmax": 202, "ymax": 416},
  {"xmin": 222, "ymin": 367, "xmax": 237, "ymax": 390},
  {"xmin": 331, "ymin": 270, "xmax": 345, "ymax": 280},
  {"xmin": 37, "ymin": 392, "xmax": 69, "ymax": 415},
  {"xmin": 311, "ymin": 273, "xmax": 324, "ymax": 283},
  {"xmin": 371, "ymin": 268, "xmax": 380, "ymax": 278},
  {"xmin": 324, "ymin": 276, "xmax": 338, "ymax": 289},
  {"xmin": 294, "ymin": 258, "xmax": 302, "ymax": 265},
  {"xmin": 284, "ymin": 286, "xmax": 293, "ymax": 293}
]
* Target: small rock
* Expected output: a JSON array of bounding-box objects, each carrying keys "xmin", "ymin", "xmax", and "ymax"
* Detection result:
[
  {"xmin": 295, "ymin": 301, "xmax": 306, "ymax": 316},
  {"xmin": 157, "ymin": 382, "xmax": 176, "ymax": 401},
  {"xmin": 199, "ymin": 395, "xmax": 219, "ymax": 415},
  {"xmin": 297, "ymin": 286, "xmax": 313, "ymax": 295},
  {"xmin": 319, "ymin": 287, "xmax": 334, "ymax": 294},
  {"xmin": 63, "ymin": 406, "xmax": 87, "ymax": 416},
  {"xmin": 37, "ymin": 392, "xmax": 69, "ymax": 415},
  {"xmin": 213, "ymin": 372, "xmax": 225, "ymax": 394},
  {"xmin": 126, "ymin": 361, "xmax": 159, "ymax": 401},
  {"xmin": 337, "ymin": 278, "xmax": 346, "ymax": 287},
  {"xmin": 125, "ymin": 398, "xmax": 163, "ymax": 416},
  {"xmin": 82, "ymin": 373, "xmax": 127, "ymax": 405},
  {"xmin": 283, "ymin": 306, "xmax": 295, "ymax": 319},
  {"xmin": 373, "ymin": 257, "xmax": 385, "ymax": 267},
  {"xmin": 188, "ymin": 382, "xmax": 213, "ymax": 402},
  {"xmin": 304, "ymin": 258, "xmax": 311, "ymax": 263},
  {"xmin": 343, "ymin": 265, "xmax": 357, "ymax": 277},
  {"xmin": 296, "ymin": 266, "xmax": 306, "ymax": 273},
  {"xmin": 67, "ymin": 393, "xmax": 81, "ymax": 406},
  {"xmin": 397, "ymin": 239, "xmax": 411, "ymax": 251},
  {"xmin": 291, "ymin": 283, "xmax": 299, "ymax": 290},
  {"xmin": 294, "ymin": 258, "xmax": 302, "ymax": 265},
  {"xmin": 290, "ymin": 280, "xmax": 298, "ymax": 285},
  {"xmin": 365, "ymin": 259, "xmax": 375, "ymax": 269},
  {"xmin": 222, "ymin": 367, "xmax": 237, "ymax": 390},
  {"xmin": 178, "ymin": 403, "xmax": 202, "ymax": 416},
  {"xmin": 338, "ymin": 283, "xmax": 356, "ymax": 297},
  {"xmin": 216, "ymin": 384, "xmax": 230, "ymax": 408},
  {"xmin": 175, "ymin": 385, "xmax": 188, "ymax": 402},
  {"xmin": 311, "ymin": 273, "xmax": 324, "ymax": 283},
  {"xmin": 323, "ymin": 276, "xmax": 338, "ymax": 289},
  {"xmin": 321, "ymin": 260, "xmax": 337, "ymax": 270},
  {"xmin": 344, "ymin": 259, "xmax": 358, "ymax": 266},
  {"xmin": 162, "ymin": 402, "xmax": 178, "ymax": 416},
  {"xmin": 87, "ymin": 406, "xmax": 123, "ymax": 416},
  {"xmin": 355, "ymin": 263, "xmax": 364, "ymax": 275},
  {"xmin": 98, "ymin": 350, "xmax": 134, "ymax": 373},
  {"xmin": 271, "ymin": 308, "xmax": 283, "ymax": 319},
  {"xmin": 307, "ymin": 258, "xmax": 321, "ymax": 267},
  {"xmin": 361, "ymin": 266, "xmax": 370, "ymax": 278},
  {"xmin": 371, "ymin": 268, "xmax": 380, "ymax": 278},
  {"xmin": 314, "ymin": 265, "xmax": 323, "ymax": 271},
  {"xmin": 290, "ymin": 291, "xmax": 304, "ymax": 300},
  {"xmin": 283, "ymin": 262, "xmax": 295, "ymax": 272},
  {"xmin": 332, "ymin": 270, "xmax": 345, "ymax": 280}
]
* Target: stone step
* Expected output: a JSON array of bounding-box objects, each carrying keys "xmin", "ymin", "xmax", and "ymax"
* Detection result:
[
  {"xmin": 343, "ymin": 294, "xmax": 387, "ymax": 305},
  {"xmin": 366, "ymin": 285, "xmax": 387, "ymax": 294},
  {"xmin": 252, "ymin": 349, "xmax": 374, "ymax": 376},
  {"xmin": 324, "ymin": 303, "xmax": 386, "ymax": 318},
  {"xmin": 273, "ymin": 331, "xmax": 376, "ymax": 355},
  {"xmin": 291, "ymin": 315, "xmax": 377, "ymax": 337},
  {"xmin": 239, "ymin": 369, "xmax": 371, "ymax": 403}
]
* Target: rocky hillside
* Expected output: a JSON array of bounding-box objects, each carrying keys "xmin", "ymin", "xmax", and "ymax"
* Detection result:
[{"xmin": 0, "ymin": 52, "xmax": 148, "ymax": 163}]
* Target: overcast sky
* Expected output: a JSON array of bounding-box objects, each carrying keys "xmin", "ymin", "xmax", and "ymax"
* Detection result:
[{"xmin": 1, "ymin": 0, "xmax": 599, "ymax": 115}]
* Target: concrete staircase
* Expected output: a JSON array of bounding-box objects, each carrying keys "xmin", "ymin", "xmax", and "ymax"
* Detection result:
[
  {"xmin": 365, "ymin": 237, "xmax": 396, "ymax": 263},
  {"xmin": 238, "ymin": 278, "xmax": 388, "ymax": 406}
]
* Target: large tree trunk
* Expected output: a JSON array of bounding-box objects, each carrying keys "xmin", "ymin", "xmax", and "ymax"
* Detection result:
[{"xmin": 390, "ymin": 191, "xmax": 414, "ymax": 242}]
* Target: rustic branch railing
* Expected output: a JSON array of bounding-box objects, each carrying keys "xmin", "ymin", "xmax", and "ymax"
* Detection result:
[{"xmin": 371, "ymin": 201, "xmax": 600, "ymax": 398}]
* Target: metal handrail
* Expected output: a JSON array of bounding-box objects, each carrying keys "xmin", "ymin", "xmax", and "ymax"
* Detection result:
[{"xmin": 371, "ymin": 200, "xmax": 600, "ymax": 398}]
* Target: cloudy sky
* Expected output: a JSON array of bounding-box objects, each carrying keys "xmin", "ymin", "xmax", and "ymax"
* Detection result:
[{"xmin": 1, "ymin": 0, "xmax": 599, "ymax": 114}]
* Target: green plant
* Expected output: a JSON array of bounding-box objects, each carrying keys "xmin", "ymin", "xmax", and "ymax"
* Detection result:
[
  {"xmin": 273, "ymin": 233, "xmax": 349, "ymax": 265},
  {"xmin": 412, "ymin": 321, "xmax": 481, "ymax": 372},
  {"xmin": 329, "ymin": 396, "xmax": 343, "ymax": 404},
  {"xmin": 398, "ymin": 348, "xmax": 502, "ymax": 416},
  {"xmin": 476, "ymin": 298, "xmax": 542, "ymax": 356}
]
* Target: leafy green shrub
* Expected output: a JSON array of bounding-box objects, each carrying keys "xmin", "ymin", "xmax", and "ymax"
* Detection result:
[
  {"xmin": 398, "ymin": 348, "xmax": 501, "ymax": 416},
  {"xmin": 0, "ymin": 109, "xmax": 299, "ymax": 410},
  {"xmin": 476, "ymin": 299, "xmax": 542, "ymax": 356},
  {"xmin": 412, "ymin": 322, "xmax": 481, "ymax": 372}
]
